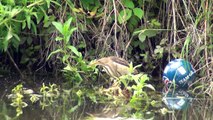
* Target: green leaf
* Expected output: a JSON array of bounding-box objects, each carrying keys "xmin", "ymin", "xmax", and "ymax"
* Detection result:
[
  {"xmin": 122, "ymin": 0, "xmax": 134, "ymax": 9},
  {"xmin": 154, "ymin": 45, "xmax": 164, "ymax": 54},
  {"xmin": 50, "ymin": 0, "xmax": 61, "ymax": 7},
  {"xmin": 76, "ymin": 90, "xmax": 82, "ymax": 97},
  {"xmin": 46, "ymin": 0, "xmax": 51, "ymax": 8},
  {"xmin": 55, "ymin": 37, "xmax": 63, "ymax": 41},
  {"xmin": 63, "ymin": 23, "xmax": 70, "ymax": 35},
  {"xmin": 65, "ymin": 17, "xmax": 73, "ymax": 28},
  {"xmin": 22, "ymin": 21, "xmax": 26, "ymax": 29},
  {"xmin": 64, "ymin": 64, "xmax": 74, "ymax": 71},
  {"xmin": 78, "ymin": 41, "xmax": 86, "ymax": 48},
  {"xmin": 208, "ymin": 44, "xmax": 213, "ymax": 49},
  {"xmin": 118, "ymin": 9, "xmax": 132, "ymax": 24},
  {"xmin": 68, "ymin": 105, "xmax": 79, "ymax": 113},
  {"xmin": 129, "ymin": 62, "xmax": 134, "ymax": 73},
  {"xmin": 127, "ymin": 16, "xmax": 139, "ymax": 31},
  {"xmin": 140, "ymin": 74, "xmax": 149, "ymax": 83},
  {"xmin": 133, "ymin": 8, "xmax": 144, "ymax": 19},
  {"xmin": 133, "ymin": 29, "xmax": 144, "ymax": 36},
  {"xmin": 2, "ymin": 39, "xmax": 9, "ymax": 51},
  {"xmin": 127, "ymin": 23, "xmax": 134, "ymax": 32},
  {"xmin": 151, "ymin": 19, "xmax": 161, "ymax": 27},
  {"xmin": 11, "ymin": 35, "xmax": 20, "ymax": 50},
  {"xmin": 67, "ymin": 45, "xmax": 80, "ymax": 57},
  {"xmin": 69, "ymin": 27, "xmax": 77, "ymax": 36},
  {"xmin": 10, "ymin": 8, "xmax": 19, "ymax": 17},
  {"xmin": 20, "ymin": 57, "xmax": 29, "ymax": 64},
  {"xmin": 36, "ymin": 7, "xmax": 45, "ymax": 24},
  {"xmin": 64, "ymin": 34, "xmax": 71, "ymax": 44},
  {"xmin": 138, "ymin": 32, "xmax": 146, "ymax": 42},
  {"xmin": 34, "ymin": 45, "xmax": 41, "ymax": 50},
  {"xmin": 31, "ymin": 21, "xmax": 37, "ymax": 35},
  {"xmin": 32, "ymin": 12, "xmax": 38, "ymax": 22},
  {"xmin": 144, "ymin": 84, "xmax": 155, "ymax": 91},
  {"xmin": 13, "ymin": 33, "xmax": 20, "ymax": 42},
  {"xmin": 52, "ymin": 22, "xmax": 63, "ymax": 34},
  {"xmin": 128, "ymin": 16, "xmax": 139, "ymax": 26},
  {"xmin": 47, "ymin": 49, "xmax": 63, "ymax": 60},
  {"xmin": 144, "ymin": 29, "xmax": 158, "ymax": 37},
  {"xmin": 44, "ymin": 15, "xmax": 55, "ymax": 27},
  {"xmin": 139, "ymin": 44, "xmax": 146, "ymax": 50},
  {"xmin": 87, "ymin": 93, "xmax": 97, "ymax": 103},
  {"xmin": 63, "ymin": 18, "xmax": 75, "ymax": 40},
  {"xmin": 26, "ymin": 15, "xmax": 31, "ymax": 29},
  {"xmin": 62, "ymin": 55, "xmax": 69, "ymax": 63},
  {"xmin": 5, "ymin": 0, "xmax": 15, "ymax": 5},
  {"xmin": 5, "ymin": 27, "xmax": 13, "ymax": 41}
]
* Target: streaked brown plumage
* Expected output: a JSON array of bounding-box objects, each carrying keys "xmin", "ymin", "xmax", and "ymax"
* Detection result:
[
  {"xmin": 91, "ymin": 56, "xmax": 137, "ymax": 78},
  {"xmin": 91, "ymin": 56, "xmax": 135, "ymax": 104}
]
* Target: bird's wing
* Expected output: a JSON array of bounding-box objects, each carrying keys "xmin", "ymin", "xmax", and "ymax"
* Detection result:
[{"xmin": 109, "ymin": 56, "xmax": 129, "ymax": 67}]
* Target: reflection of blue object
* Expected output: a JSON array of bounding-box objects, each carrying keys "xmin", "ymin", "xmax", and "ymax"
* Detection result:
[
  {"xmin": 162, "ymin": 87, "xmax": 191, "ymax": 110},
  {"xmin": 162, "ymin": 59, "xmax": 196, "ymax": 89}
]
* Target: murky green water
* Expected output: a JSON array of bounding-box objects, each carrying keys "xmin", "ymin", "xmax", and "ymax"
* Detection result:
[{"xmin": 0, "ymin": 76, "xmax": 212, "ymax": 120}]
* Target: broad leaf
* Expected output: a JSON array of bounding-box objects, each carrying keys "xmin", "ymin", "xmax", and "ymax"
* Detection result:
[
  {"xmin": 26, "ymin": 15, "xmax": 31, "ymax": 29},
  {"xmin": 2, "ymin": 39, "xmax": 9, "ymax": 51},
  {"xmin": 22, "ymin": 21, "xmax": 26, "ymax": 29},
  {"xmin": 65, "ymin": 17, "xmax": 73, "ymax": 27},
  {"xmin": 67, "ymin": 45, "xmax": 80, "ymax": 57},
  {"xmin": 118, "ymin": 9, "xmax": 132, "ymax": 24},
  {"xmin": 151, "ymin": 19, "xmax": 161, "ymax": 27},
  {"xmin": 31, "ymin": 21, "xmax": 37, "ymax": 35},
  {"xmin": 128, "ymin": 16, "xmax": 139, "ymax": 26},
  {"xmin": 133, "ymin": 8, "xmax": 144, "ymax": 19},
  {"xmin": 144, "ymin": 29, "xmax": 158, "ymax": 37},
  {"xmin": 63, "ymin": 22, "xmax": 70, "ymax": 35},
  {"xmin": 12, "ymin": 29, "xmax": 19, "ymax": 38},
  {"xmin": 46, "ymin": 0, "xmax": 51, "ymax": 8},
  {"xmin": 69, "ymin": 27, "xmax": 77, "ymax": 35},
  {"xmin": 65, "ymin": 34, "xmax": 71, "ymax": 44},
  {"xmin": 52, "ymin": 22, "xmax": 63, "ymax": 34},
  {"xmin": 138, "ymin": 32, "xmax": 146, "ymax": 42},
  {"xmin": 122, "ymin": 0, "xmax": 134, "ymax": 9},
  {"xmin": 36, "ymin": 7, "xmax": 45, "ymax": 24},
  {"xmin": 5, "ymin": 27, "xmax": 13, "ymax": 41},
  {"xmin": 10, "ymin": 8, "xmax": 19, "ymax": 17}
]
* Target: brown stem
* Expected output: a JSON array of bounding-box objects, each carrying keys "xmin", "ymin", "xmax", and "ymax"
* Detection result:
[
  {"xmin": 6, "ymin": 50, "xmax": 24, "ymax": 78},
  {"xmin": 204, "ymin": 0, "xmax": 210, "ymax": 76}
]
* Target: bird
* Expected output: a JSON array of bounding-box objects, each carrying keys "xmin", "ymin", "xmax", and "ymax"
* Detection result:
[
  {"xmin": 90, "ymin": 56, "xmax": 137, "ymax": 78},
  {"xmin": 90, "ymin": 56, "xmax": 137, "ymax": 104}
]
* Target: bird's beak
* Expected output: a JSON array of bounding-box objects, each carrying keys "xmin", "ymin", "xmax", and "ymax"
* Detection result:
[{"xmin": 88, "ymin": 60, "xmax": 98, "ymax": 67}]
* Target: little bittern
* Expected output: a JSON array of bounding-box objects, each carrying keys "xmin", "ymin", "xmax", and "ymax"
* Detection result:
[
  {"xmin": 90, "ymin": 56, "xmax": 137, "ymax": 102},
  {"xmin": 91, "ymin": 56, "xmax": 137, "ymax": 78}
]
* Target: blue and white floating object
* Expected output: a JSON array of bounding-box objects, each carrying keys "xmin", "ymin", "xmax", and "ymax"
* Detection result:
[
  {"xmin": 162, "ymin": 59, "xmax": 196, "ymax": 90},
  {"xmin": 162, "ymin": 87, "xmax": 192, "ymax": 110}
]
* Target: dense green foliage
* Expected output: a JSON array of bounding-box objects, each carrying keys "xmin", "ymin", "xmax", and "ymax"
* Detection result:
[{"xmin": 0, "ymin": 0, "xmax": 212, "ymax": 119}]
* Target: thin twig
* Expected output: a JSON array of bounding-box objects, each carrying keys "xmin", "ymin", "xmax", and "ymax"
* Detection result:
[
  {"xmin": 172, "ymin": 0, "xmax": 177, "ymax": 44},
  {"xmin": 112, "ymin": 0, "xmax": 118, "ymax": 56},
  {"xmin": 6, "ymin": 51, "xmax": 24, "ymax": 78},
  {"xmin": 204, "ymin": 0, "xmax": 210, "ymax": 76}
]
